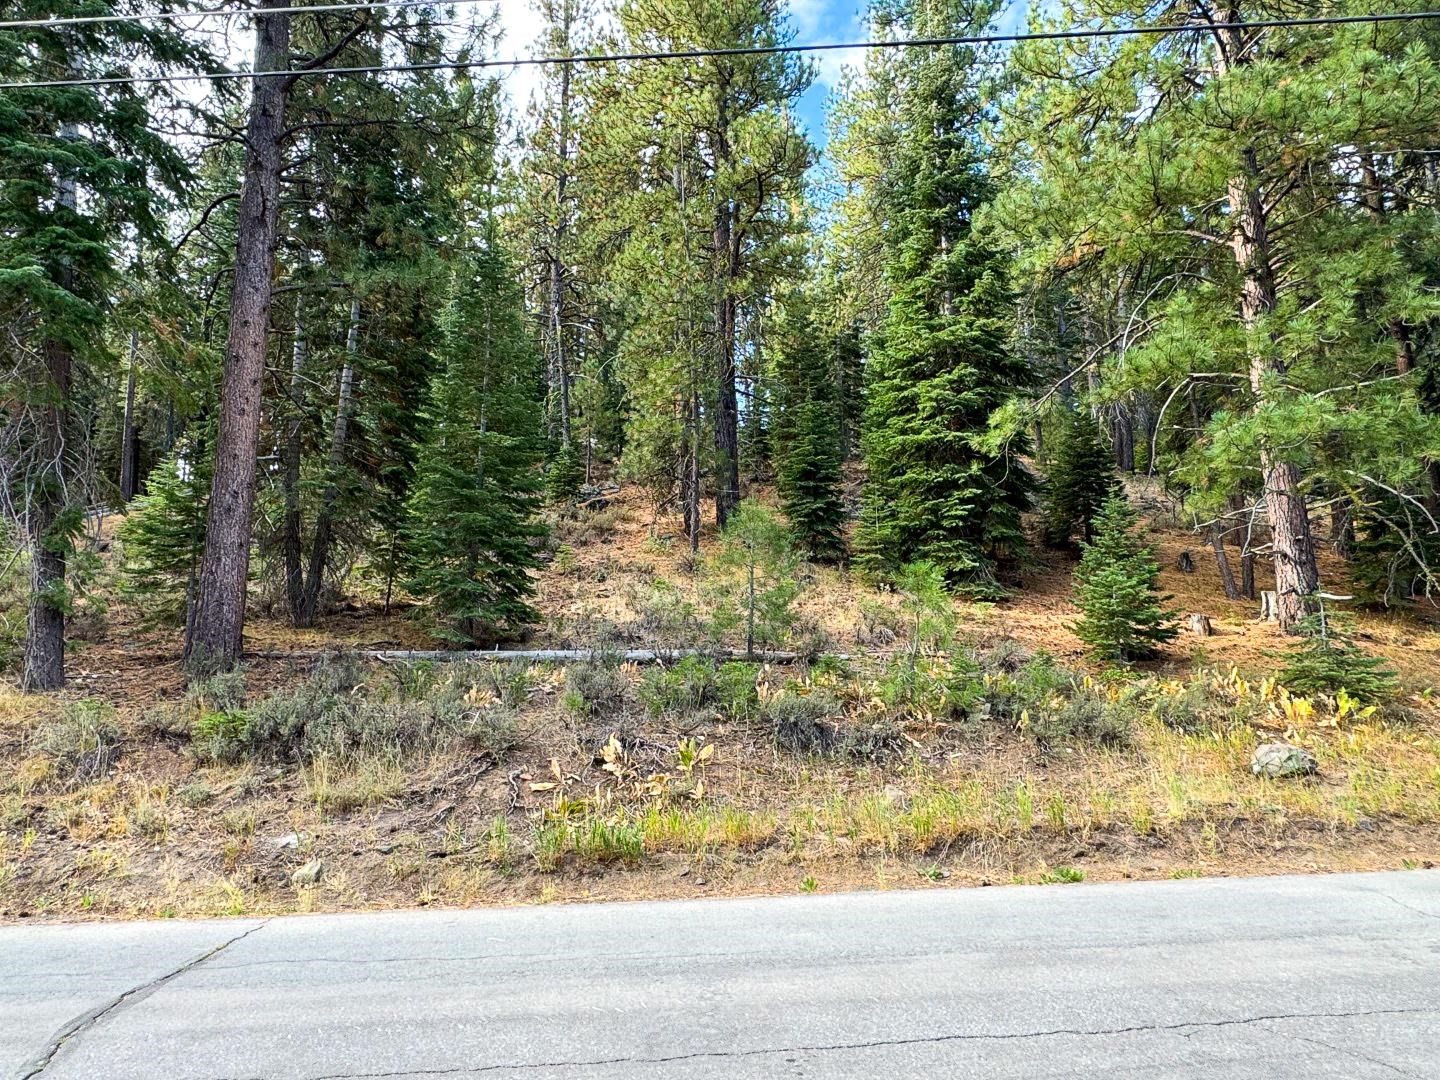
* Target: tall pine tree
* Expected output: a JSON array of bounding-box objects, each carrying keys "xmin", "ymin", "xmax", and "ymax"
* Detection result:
[
  {"xmin": 772, "ymin": 296, "xmax": 847, "ymax": 561},
  {"xmin": 855, "ymin": 0, "xmax": 1030, "ymax": 592},
  {"xmin": 404, "ymin": 244, "xmax": 546, "ymax": 646}
]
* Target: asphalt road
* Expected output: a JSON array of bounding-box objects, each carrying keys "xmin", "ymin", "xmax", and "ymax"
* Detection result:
[{"xmin": 3, "ymin": 870, "xmax": 1438, "ymax": 1080}]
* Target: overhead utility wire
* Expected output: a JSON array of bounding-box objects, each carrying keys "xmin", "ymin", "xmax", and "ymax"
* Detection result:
[
  {"xmin": 0, "ymin": 0, "xmax": 499, "ymax": 31},
  {"xmin": 2, "ymin": 10, "xmax": 1438, "ymax": 91}
]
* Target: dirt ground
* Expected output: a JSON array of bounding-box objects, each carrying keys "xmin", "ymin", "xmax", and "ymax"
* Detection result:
[{"xmin": 2, "ymin": 481, "xmax": 1438, "ymax": 922}]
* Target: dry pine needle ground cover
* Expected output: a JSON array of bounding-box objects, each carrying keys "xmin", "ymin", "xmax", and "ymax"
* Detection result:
[{"xmin": 2, "ymin": 482, "xmax": 1439, "ymax": 922}]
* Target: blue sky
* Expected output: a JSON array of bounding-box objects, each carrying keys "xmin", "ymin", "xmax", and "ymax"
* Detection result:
[
  {"xmin": 787, "ymin": 0, "xmax": 1033, "ymax": 144},
  {"xmin": 497, "ymin": 1, "xmax": 1034, "ymax": 148}
]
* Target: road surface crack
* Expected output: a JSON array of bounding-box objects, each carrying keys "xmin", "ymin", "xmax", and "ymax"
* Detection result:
[
  {"xmin": 18, "ymin": 919, "xmax": 270, "ymax": 1079},
  {"xmin": 282, "ymin": 1006, "xmax": 1435, "ymax": 1079}
]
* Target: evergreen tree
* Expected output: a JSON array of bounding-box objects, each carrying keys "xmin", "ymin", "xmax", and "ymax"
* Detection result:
[
  {"xmin": 0, "ymin": 0, "xmax": 211, "ymax": 687},
  {"xmin": 404, "ymin": 247, "xmax": 546, "ymax": 646},
  {"xmin": 772, "ymin": 299, "xmax": 847, "ymax": 561},
  {"xmin": 1279, "ymin": 611, "xmax": 1397, "ymax": 705},
  {"xmin": 118, "ymin": 443, "xmax": 212, "ymax": 629},
  {"xmin": 545, "ymin": 439, "xmax": 585, "ymax": 504},
  {"xmin": 854, "ymin": 1, "xmax": 1031, "ymax": 591},
  {"xmin": 1044, "ymin": 408, "xmax": 1121, "ymax": 547},
  {"xmin": 1072, "ymin": 495, "xmax": 1177, "ymax": 662}
]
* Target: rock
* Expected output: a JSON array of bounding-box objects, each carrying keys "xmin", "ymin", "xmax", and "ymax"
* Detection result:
[
  {"xmin": 880, "ymin": 785, "xmax": 909, "ymax": 810},
  {"xmin": 1251, "ymin": 743, "xmax": 1317, "ymax": 779},
  {"xmin": 290, "ymin": 860, "xmax": 325, "ymax": 886},
  {"xmin": 271, "ymin": 832, "xmax": 304, "ymax": 850}
]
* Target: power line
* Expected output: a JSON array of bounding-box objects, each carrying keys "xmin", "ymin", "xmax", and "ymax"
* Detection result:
[
  {"xmin": 2, "ymin": 10, "xmax": 1437, "ymax": 92},
  {"xmin": 0, "ymin": 0, "xmax": 497, "ymax": 31}
]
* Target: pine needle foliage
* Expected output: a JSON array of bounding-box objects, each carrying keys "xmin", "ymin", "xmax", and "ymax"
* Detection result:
[
  {"xmin": 404, "ymin": 249, "xmax": 546, "ymax": 646},
  {"xmin": 1279, "ymin": 611, "xmax": 1398, "ymax": 704},
  {"xmin": 1044, "ymin": 408, "xmax": 1121, "ymax": 547},
  {"xmin": 854, "ymin": 10, "xmax": 1031, "ymax": 592},
  {"xmin": 118, "ymin": 444, "xmax": 211, "ymax": 627},
  {"xmin": 1072, "ymin": 495, "xmax": 1178, "ymax": 662},
  {"xmin": 772, "ymin": 299, "xmax": 847, "ymax": 561}
]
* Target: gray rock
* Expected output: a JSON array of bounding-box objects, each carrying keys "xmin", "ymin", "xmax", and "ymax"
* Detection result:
[
  {"xmin": 1251, "ymin": 743, "xmax": 1317, "ymax": 779},
  {"xmin": 271, "ymin": 832, "xmax": 304, "ymax": 850},
  {"xmin": 291, "ymin": 860, "xmax": 325, "ymax": 886}
]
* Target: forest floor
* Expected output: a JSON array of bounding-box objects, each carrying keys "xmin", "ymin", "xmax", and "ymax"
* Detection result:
[{"xmin": 2, "ymin": 479, "xmax": 1439, "ymax": 922}]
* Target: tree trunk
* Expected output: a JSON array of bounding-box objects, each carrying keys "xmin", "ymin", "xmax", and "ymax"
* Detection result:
[
  {"xmin": 23, "ymin": 338, "xmax": 71, "ymax": 692},
  {"xmin": 714, "ymin": 199, "xmax": 740, "ymax": 527},
  {"xmin": 548, "ymin": 56, "xmax": 573, "ymax": 447},
  {"xmin": 282, "ymin": 307, "xmax": 306, "ymax": 624},
  {"xmin": 1209, "ymin": 522, "xmax": 1240, "ymax": 600},
  {"xmin": 185, "ymin": 0, "xmax": 291, "ymax": 671},
  {"xmin": 297, "ymin": 297, "xmax": 359, "ymax": 627},
  {"xmin": 119, "ymin": 328, "xmax": 139, "ymax": 502},
  {"xmin": 23, "ymin": 68, "xmax": 82, "ymax": 692},
  {"xmin": 1224, "ymin": 139, "xmax": 1318, "ymax": 624}
]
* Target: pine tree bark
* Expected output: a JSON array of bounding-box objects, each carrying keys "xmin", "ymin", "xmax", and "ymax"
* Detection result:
[
  {"xmin": 23, "ymin": 65, "xmax": 81, "ymax": 692},
  {"xmin": 1219, "ymin": 10, "xmax": 1319, "ymax": 629},
  {"xmin": 119, "ymin": 328, "xmax": 139, "ymax": 502},
  {"xmin": 714, "ymin": 198, "xmax": 740, "ymax": 527},
  {"xmin": 297, "ymin": 297, "xmax": 359, "ymax": 627},
  {"xmin": 23, "ymin": 339, "xmax": 71, "ymax": 692},
  {"xmin": 184, "ymin": 0, "xmax": 291, "ymax": 670},
  {"xmin": 282, "ymin": 308, "xmax": 306, "ymax": 624}
]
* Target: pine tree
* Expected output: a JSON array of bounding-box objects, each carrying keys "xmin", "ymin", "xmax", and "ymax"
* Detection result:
[
  {"xmin": 118, "ymin": 444, "xmax": 212, "ymax": 629},
  {"xmin": 404, "ymin": 248, "xmax": 546, "ymax": 646},
  {"xmin": 1044, "ymin": 408, "xmax": 1121, "ymax": 547},
  {"xmin": 1, "ymin": 0, "xmax": 212, "ymax": 687},
  {"xmin": 1279, "ymin": 611, "xmax": 1397, "ymax": 704},
  {"xmin": 545, "ymin": 440, "xmax": 585, "ymax": 504},
  {"xmin": 1072, "ymin": 495, "xmax": 1178, "ymax": 662},
  {"xmin": 854, "ymin": 4, "xmax": 1031, "ymax": 592},
  {"xmin": 772, "ymin": 299, "xmax": 846, "ymax": 562}
]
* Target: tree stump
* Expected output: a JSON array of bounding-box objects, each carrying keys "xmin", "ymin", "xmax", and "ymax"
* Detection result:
[
  {"xmin": 1259, "ymin": 591, "xmax": 1279, "ymax": 622},
  {"xmin": 1178, "ymin": 550, "xmax": 1195, "ymax": 573},
  {"xmin": 1187, "ymin": 613, "xmax": 1213, "ymax": 637}
]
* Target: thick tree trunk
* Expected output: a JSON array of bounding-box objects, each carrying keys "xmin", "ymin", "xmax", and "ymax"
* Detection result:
[
  {"xmin": 282, "ymin": 309, "xmax": 306, "ymax": 624},
  {"xmin": 23, "ymin": 339, "xmax": 71, "ymax": 691},
  {"xmin": 23, "ymin": 77, "xmax": 82, "ymax": 691},
  {"xmin": 119, "ymin": 328, "xmax": 139, "ymax": 502},
  {"xmin": 184, "ymin": 0, "xmax": 291, "ymax": 671},
  {"xmin": 1225, "ymin": 165, "xmax": 1318, "ymax": 623},
  {"xmin": 297, "ymin": 298, "xmax": 359, "ymax": 627}
]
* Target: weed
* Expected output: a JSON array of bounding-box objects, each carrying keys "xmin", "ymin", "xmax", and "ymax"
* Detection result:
[
  {"xmin": 564, "ymin": 660, "xmax": 630, "ymax": 723},
  {"xmin": 32, "ymin": 700, "xmax": 119, "ymax": 783},
  {"xmin": 799, "ymin": 875, "xmax": 819, "ymax": 893},
  {"xmin": 1042, "ymin": 866, "xmax": 1085, "ymax": 884},
  {"xmin": 763, "ymin": 691, "xmax": 839, "ymax": 754}
]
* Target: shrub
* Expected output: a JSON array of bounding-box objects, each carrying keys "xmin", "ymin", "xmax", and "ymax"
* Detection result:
[
  {"xmin": 1279, "ymin": 612, "xmax": 1397, "ymax": 704},
  {"xmin": 1025, "ymin": 688, "xmax": 1134, "ymax": 749},
  {"xmin": 33, "ymin": 699, "xmax": 119, "ymax": 782},
  {"xmin": 191, "ymin": 709, "xmax": 250, "ymax": 763},
  {"xmin": 1072, "ymin": 496, "xmax": 1178, "ymax": 661},
  {"xmin": 564, "ymin": 660, "xmax": 630, "ymax": 722},
  {"xmin": 872, "ymin": 652, "xmax": 985, "ymax": 724},
  {"xmin": 475, "ymin": 659, "xmax": 534, "ymax": 708},
  {"xmin": 762, "ymin": 691, "xmax": 839, "ymax": 754},
  {"xmin": 640, "ymin": 657, "xmax": 759, "ymax": 723},
  {"xmin": 545, "ymin": 440, "xmax": 585, "ymax": 504}
]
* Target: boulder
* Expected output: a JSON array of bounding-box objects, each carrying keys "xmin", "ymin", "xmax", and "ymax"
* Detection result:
[
  {"xmin": 290, "ymin": 859, "xmax": 325, "ymax": 886},
  {"xmin": 1251, "ymin": 743, "xmax": 1317, "ymax": 779}
]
